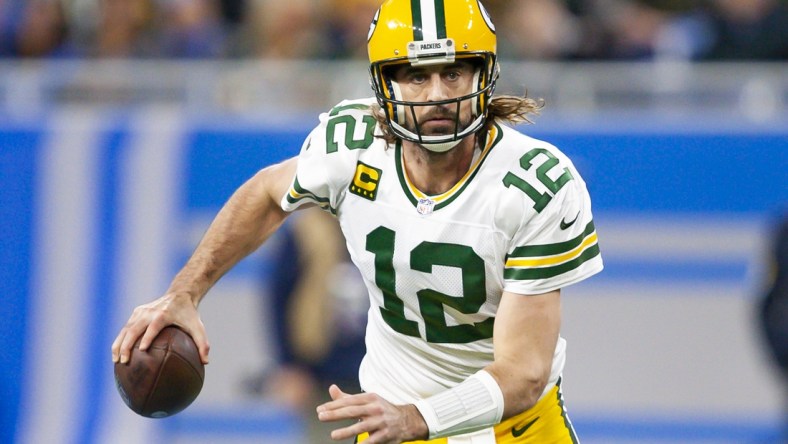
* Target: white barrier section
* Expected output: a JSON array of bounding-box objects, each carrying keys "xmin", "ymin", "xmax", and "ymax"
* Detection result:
[
  {"xmin": 96, "ymin": 106, "xmax": 186, "ymax": 444},
  {"xmin": 20, "ymin": 109, "xmax": 104, "ymax": 444}
]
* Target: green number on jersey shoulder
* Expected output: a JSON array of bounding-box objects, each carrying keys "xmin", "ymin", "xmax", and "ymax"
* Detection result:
[
  {"xmin": 502, "ymin": 147, "xmax": 574, "ymax": 213},
  {"xmin": 366, "ymin": 226, "xmax": 493, "ymax": 344},
  {"xmin": 325, "ymin": 112, "xmax": 376, "ymax": 154}
]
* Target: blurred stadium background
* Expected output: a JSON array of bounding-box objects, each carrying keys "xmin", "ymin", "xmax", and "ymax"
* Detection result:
[{"xmin": 1, "ymin": 0, "xmax": 787, "ymax": 443}]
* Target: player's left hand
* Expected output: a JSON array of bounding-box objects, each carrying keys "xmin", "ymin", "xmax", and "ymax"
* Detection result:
[{"xmin": 316, "ymin": 384, "xmax": 429, "ymax": 443}]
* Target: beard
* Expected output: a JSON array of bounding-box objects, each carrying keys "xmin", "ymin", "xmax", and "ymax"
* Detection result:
[{"xmin": 404, "ymin": 104, "xmax": 472, "ymax": 137}]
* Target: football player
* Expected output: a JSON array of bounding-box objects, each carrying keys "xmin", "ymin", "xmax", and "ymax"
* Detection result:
[{"xmin": 112, "ymin": 1, "xmax": 603, "ymax": 443}]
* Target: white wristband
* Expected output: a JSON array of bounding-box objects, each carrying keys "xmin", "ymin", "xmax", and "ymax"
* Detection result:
[{"xmin": 413, "ymin": 370, "xmax": 505, "ymax": 439}]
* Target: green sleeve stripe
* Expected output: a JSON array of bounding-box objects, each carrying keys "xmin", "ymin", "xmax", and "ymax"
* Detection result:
[
  {"xmin": 287, "ymin": 176, "xmax": 337, "ymax": 216},
  {"xmin": 329, "ymin": 104, "xmax": 371, "ymax": 116},
  {"xmin": 286, "ymin": 177, "xmax": 337, "ymax": 214},
  {"xmin": 508, "ymin": 221, "xmax": 596, "ymax": 259},
  {"xmin": 285, "ymin": 192, "xmax": 314, "ymax": 205},
  {"xmin": 285, "ymin": 193, "xmax": 336, "ymax": 214},
  {"xmin": 504, "ymin": 243, "xmax": 601, "ymax": 280},
  {"xmin": 292, "ymin": 177, "xmax": 330, "ymax": 204}
]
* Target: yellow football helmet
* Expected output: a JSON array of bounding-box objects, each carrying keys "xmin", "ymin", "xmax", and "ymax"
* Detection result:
[{"xmin": 367, "ymin": 0, "xmax": 499, "ymax": 152}]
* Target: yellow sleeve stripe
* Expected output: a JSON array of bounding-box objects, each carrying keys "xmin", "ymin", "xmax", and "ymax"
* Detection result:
[{"xmin": 506, "ymin": 232, "xmax": 598, "ymax": 268}]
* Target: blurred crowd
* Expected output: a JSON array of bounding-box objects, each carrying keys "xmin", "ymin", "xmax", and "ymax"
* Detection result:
[{"xmin": 0, "ymin": 0, "xmax": 785, "ymax": 60}]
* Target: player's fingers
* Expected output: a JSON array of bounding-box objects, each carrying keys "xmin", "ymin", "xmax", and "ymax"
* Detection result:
[
  {"xmin": 118, "ymin": 323, "xmax": 146, "ymax": 364},
  {"xmin": 330, "ymin": 423, "xmax": 365, "ymax": 441},
  {"xmin": 138, "ymin": 319, "xmax": 166, "ymax": 352},
  {"xmin": 319, "ymin": 403, "xmax": 376, "ymax": 423},
  {"xmin": 115, "ymin": 309, "xmax": 143, "ymax": 363},
  {"xmin": 328, "ymin": 384, "xmax": 349, "ymax": 401},
  {"xmin": 111, "ymin": 329, "xmax": 125, "ymax": 363},
  {"xmin": 363, "ymin": 428, "xmax": 399, "ymax": 444},
  {"xmin": 185, "ymin": 320, "xmax": 210, "ymax": 364},
  {"xmin": 318, "ymin": 392, "xmax": 370, "ymax": 416},
  {"xmin": 319, "ymin": 393, "xmax": 383, "ymax": 421}
]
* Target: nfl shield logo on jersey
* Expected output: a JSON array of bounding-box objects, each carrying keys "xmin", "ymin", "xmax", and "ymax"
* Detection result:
[{"xmin": 416, "ymin": 198, "xmax": 435, "ymax": 215}]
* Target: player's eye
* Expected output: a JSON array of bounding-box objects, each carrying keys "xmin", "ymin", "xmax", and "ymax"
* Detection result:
[
  {"xmin": 445, "ymin": 70, "xmax": 461, "ymax": 81},
  {"xmin": 409, "ymin": 72, "xmax": 427, "ymax": 84}
]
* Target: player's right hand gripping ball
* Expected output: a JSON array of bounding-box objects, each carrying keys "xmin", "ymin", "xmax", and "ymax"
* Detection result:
[{"xmin": 114, "ymin": 326, "xmax": 205, "ymax": 418}]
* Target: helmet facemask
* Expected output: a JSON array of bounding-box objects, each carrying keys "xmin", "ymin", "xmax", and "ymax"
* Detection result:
[{"xmin": 370, "ymin": 53, "xmax": 499, "ymax": 153}]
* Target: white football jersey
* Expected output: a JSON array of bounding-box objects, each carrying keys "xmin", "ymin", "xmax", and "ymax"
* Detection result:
[{"xmin": 281, "ymin": 98, "xmax": 603, "ymax": 404}]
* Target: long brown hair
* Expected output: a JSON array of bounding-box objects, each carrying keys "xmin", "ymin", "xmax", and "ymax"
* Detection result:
[{"xmin": 371, "ymin": 94, "xmax": 544, "ymax": 145}]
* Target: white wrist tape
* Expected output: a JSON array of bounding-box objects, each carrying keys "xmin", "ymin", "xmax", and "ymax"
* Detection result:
[{"xmin": 413, "ymin": 370, "xmax": 505, "ymax": 439}]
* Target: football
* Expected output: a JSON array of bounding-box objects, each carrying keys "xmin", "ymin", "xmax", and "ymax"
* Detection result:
[{"xmin": 114, "ymin": 326, "xmax": 205, "ymax": 418}]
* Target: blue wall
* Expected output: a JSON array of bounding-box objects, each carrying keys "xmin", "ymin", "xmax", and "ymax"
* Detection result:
[
  {"xmin": 181, "ymin": 126, "xmax": 788, "ymax": 214},
  {"xmin": 546, "ymin": 133, "xmax": 788, "ymax": 214},
  {"xmin": 1, "ymin": 132, "xmax": 40, "ymax": 444}
]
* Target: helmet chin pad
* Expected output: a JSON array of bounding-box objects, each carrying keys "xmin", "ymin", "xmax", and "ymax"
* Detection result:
[
  {"xmin": 419, "ymin": 139, "xmax": 462, "ymax": 153},
  {"xmin": 390, "ymin": 119, "xmax": 464, "ymax": 152}
]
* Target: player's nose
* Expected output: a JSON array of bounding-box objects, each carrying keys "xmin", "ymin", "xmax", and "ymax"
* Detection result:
[{"xmin": 425, "ymin": 74, "xmax": 450, "ymax": 102}]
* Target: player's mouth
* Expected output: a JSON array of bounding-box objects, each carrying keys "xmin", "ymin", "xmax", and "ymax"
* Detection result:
[
  {"xmin": 420, "ymin": 119, "xmax": 455, "ymax": 135},
  {"xmin": 423, "ymin": 118, "xmax": 453, "ymax": 126},
  {"xmin": 419, "ymin": 110, "xmax": 457, "ymax": 131},
  {"xmin": 426, "ymin": 115, "xmax": 453, "ymax": 122}
]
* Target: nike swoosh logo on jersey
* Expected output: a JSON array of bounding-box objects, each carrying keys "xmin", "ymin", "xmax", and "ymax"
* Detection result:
[
  {"xmin": 560, "ymin": 212, "xmax": 580, "ymax": 230},
  {"xmin": 511, "ymin": 416, "xmax": 539, "ymax": 437}
]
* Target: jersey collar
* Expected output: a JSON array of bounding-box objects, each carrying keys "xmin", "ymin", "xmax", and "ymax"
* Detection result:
[{"xmin": 395, "ymin": 123, "xmax": 503, "ymax": 212}]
